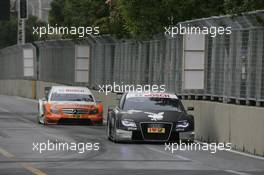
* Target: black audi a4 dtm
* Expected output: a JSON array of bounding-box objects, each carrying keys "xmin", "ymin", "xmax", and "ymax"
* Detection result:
[{"xmin": 107, "ymin": 92, "xmax": 195, "ymax": 143}]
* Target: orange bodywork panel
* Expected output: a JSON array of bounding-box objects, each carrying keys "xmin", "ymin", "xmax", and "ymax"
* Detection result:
[{"xmin": 43, "ymin": 102, "xmax": 103, "ymax": 125}]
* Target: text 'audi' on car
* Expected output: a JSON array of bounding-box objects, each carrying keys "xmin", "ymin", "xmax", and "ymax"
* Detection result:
[
  {"xmin": 38, "ymin": 86, "xmax": 103, "ymax": 125},
  {"xmin": 107, "ymin": 91, "xmax": 195, "ymax": 142}
]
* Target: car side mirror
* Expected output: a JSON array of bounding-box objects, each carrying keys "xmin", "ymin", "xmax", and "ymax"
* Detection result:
[
  {"xmin": 40, "ymin": 98, "xmax": 47, "ymax": 104},
  {"xmin": 187, "ymin": 107, "xmax": 194, "ymax": 111},
  {"xmin": 96, "ymin": 100, "xmax": 102, "ymax": 104},
  {"xmin": 108, "ymin": 106, "xmax": 115, "ymax": 113},
  {"xmin": 116, "ymin": 92, "xmax": 123, "ymax": 101},
  {"xmin": 44, "ymin": 87, "xmax": 51, "ymax": 100}
]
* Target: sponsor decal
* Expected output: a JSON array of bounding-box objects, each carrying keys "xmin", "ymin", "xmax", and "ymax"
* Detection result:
[
  {"xmin": 65, "ymin": 89, "xmax": 85, "ymax": 93},
  {"xmin": 55, "ymin": 88, "xmax": 88, "ymax": 94},
  {"xmin": 145, "ymin": 112, "xmax": 164, "ymax": 121},
  {"xmin": 127, "ymin": 92, "xmax": 177, "ymax": 99},
  {"xmin": 144, "ymin": 93, "xmax": 171, "ymax": 98},
  {"xmin": 121, "ymin": 110, "xmax": 142, "ymax": 114}
]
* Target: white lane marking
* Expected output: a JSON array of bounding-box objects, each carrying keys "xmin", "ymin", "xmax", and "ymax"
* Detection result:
[
  {"xmin": 227, "ymin": 149, "xmax": 264, "ymax": 161},
  {"xmin": 145, "ymin": 145, "xmax": 190, "ymax": 161},
  {"xmin": 195, "ymin": 140, "xmax": 264, "ymax": 161},
  {"xmin": 0, "ymin": 148, "xmax": 15, "ymax": 159},
  {"xmin": 0, "ymin": 107, "xmax": 9, "ymax": 113},
  {"xmin": 225, "ymin": 170, "xmax": 251, "ymax": 175},
  {"xmin": 21, "ymin": 163, "xmax": 47, "ymax": 175},
  {"xmin": 0, "ymin": 147, "xmax": 47, "ymax": 175},
  {"xmin": 0, "ymin": 103, "xmax": 36, "ymax": 125}
]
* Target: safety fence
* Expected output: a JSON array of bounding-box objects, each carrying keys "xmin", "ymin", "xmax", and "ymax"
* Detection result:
[
  {"xmin": 1, "ymin": 11, "xmax": 264, "ymax": 106},
  {"xmin": 0, "ymin": 43, "xmax": 37, "ymax": 80},
  {"xmin": 185, "ymin": 12, "xmax": 264, "ymax": 105}
]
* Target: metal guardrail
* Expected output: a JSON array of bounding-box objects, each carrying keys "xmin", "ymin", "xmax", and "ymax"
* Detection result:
[{"xmin": 0, "ymin": 11, "xmax": 264, "ymax": 106}]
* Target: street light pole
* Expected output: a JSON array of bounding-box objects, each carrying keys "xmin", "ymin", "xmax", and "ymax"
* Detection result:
[
  {"xmin": 17, "ymin": 18, "xmax": 25, "ymax": 45},
  {"xmin": 17, "ymin": 0, "xmax": 27, "ymax": 45}
]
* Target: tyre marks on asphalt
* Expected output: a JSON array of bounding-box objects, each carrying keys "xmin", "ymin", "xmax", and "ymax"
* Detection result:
[
  {"xmin": 0, "ymin": 107, "xmax": 9, "ymax": 113},
  {"xmin": 144, "ymin": 145, "xmax": 191, "ymax": 161},
  {"xmin": 225, "ymin": 169, "xmax": 251, "ymax": 175},
  {"xmin": 0, "ymin": 147, "xmax": 47, "ymax": 175}
]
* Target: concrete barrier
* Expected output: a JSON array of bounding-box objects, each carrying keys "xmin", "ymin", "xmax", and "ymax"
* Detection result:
[
  {"xmin": 0, "ymin": 79, "xmax": 264, "ymax": 156},
  {"xmin": 0, "ymin": 79, "xmax": 33, "ymax": 98},
  {"xmin": 182, "ymin": 100, "xmax": 264, "ymax": 157}
]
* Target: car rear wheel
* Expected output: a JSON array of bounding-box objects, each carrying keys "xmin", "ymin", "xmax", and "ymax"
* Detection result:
[
  {"xmin": 108, "ymin": 118, "xmax": 119, "ymax": 143},
  {"xmin": 112, "ymin": 121, "xmax": 120, "ymax": 143},
  {"xmin": 107, "ymin": 119, "xmax": 112, "ymax": 141},
  {"xmin": 96, "ymin": 120, "xmax": 103, "ymax": 126}
]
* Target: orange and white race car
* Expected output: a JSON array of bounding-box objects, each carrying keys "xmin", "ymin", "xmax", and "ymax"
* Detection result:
[{"xmin": 38, "ymin": 86, "xmax": 103, "ymax": 125}]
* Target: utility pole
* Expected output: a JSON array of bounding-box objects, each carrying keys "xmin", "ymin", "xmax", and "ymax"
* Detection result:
[{"xmin": 17, "ymin": 0, "xmax": 28, "ymax": 45}]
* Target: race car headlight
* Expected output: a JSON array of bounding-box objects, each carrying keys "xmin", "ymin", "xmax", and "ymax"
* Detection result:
[
  {"xmin": 176, "ymin": 120, "xmax": 189, "ymax": 128},
  {"xmin": 121, "ymin": 119, "xmax": 137, "ymax": 128},
  {"xmin": 50, "ymin": 108, "xmax": 60, "ymax": 114}
]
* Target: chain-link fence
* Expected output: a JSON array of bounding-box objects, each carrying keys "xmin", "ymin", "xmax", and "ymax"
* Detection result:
[
  {"xmin": 0, "ymin": 11, "xmax": 264, "ymax": 105},
  {"xmin": 112, "ymin": 36, "xmax": 183, "ymax": 93},
  {"xmin": 36, "ymin": 40, "xmax": 76, "ymax": 85},
  {"xmin": 181, "ymin": 11, "xmax": 264, "ymax": 105}
]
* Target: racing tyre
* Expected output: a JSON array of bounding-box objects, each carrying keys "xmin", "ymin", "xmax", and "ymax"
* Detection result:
[
  {"xmin": 107, "ymin": 119, "xmax": 112, "ymax": 141},
  {"xmin": 112, "ymin": 121, "xmax": 120, "ymax": 143}
]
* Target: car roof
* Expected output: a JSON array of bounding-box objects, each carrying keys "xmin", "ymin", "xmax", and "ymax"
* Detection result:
[
  {"xmin": 126, "ymin": 91, "xmax": 178, "ymax": 99},
  {"xmin": 51, "ymin": 86, "xmax": 92, "ymax": 95}
]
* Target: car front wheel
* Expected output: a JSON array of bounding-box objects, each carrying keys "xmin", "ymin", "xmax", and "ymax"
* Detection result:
[{"xmin": 38, "ymin": 114, "xmax": 45, "ymax": 125}]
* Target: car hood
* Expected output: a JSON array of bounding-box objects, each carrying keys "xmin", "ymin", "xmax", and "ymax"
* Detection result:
[{"xmin": 119, "ymin": 109, "xmax": 185, "ymax": 122}]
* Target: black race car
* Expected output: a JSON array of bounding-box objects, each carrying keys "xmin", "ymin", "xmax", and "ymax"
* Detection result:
[{"xmin": 107, "ymin": 92, "xmax": 195, "ymax": 142}]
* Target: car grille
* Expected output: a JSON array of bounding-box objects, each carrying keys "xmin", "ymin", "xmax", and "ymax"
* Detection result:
[
  {"xmin": 58, "ymin": 118, "xmax": 92, "ymax": 125},
  {"xmin": 61, "ymin": 108, "xmax": 90, "ymax": 115},
  {"xmin": 140, "ymin": 122, "xmax": 172, "ymax": 141}
]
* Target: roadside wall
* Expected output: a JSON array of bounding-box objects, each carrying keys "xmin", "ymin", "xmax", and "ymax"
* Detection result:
[
  {"xmin": 182, "ymin": 100, "xmax": 264, "ymax": 157},
  {"xmin": 0, "ymin": 79, "xmax": 33, "ymax": 98},
  {"xmin": 0, "ymin": 79, "xmax": 263, "ymax": 156}
]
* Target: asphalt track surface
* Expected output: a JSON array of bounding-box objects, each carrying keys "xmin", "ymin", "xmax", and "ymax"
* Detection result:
[{"xmin": 0, "ymin": 95, "xmax": 264, "ymax": 175}]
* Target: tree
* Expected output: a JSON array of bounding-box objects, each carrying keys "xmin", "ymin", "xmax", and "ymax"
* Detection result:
[
  {"xmin": 48, "ymin": 0, "xmax": 264, "ymax": 39},
  {"xmin": 49, "ymin": 0, "xmax": 129, "ymax": 38},
  {"xmin": 107, "ymin": 0, "xmax": 129, "ymax": 38},
  {"xmin": 224, "ymin": 0, "xmax": 264, "ymax": 14},
  {"xmin": 0, "ymin": 14, "xmax": 47, "ymax": 49},
  {"xmin": 49, "ymin": 0, "xmax": 112, "ymax": 35},
  {"xmin": 0, "ymin": 14, "xmax": 17, "ymax": 48},
  {"xmin": 26, "ymin": 16, "xmax": 47, "ymax": 43},
  {"xmin": 49, "ymin": 0, "xmax": 65, "ymax": 26},
  {"xmin": 115, "ymin": 0, "xmax": 225, "ymax": 39}
]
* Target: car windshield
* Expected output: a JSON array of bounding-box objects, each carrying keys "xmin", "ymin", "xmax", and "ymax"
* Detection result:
[
  {"xmin": 123, "ymin": 97, "xmax": 184, "ymax": 112},
  {"xmin": 50, "ymin": 93, "xmax": 94, "ymax": 102}
]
